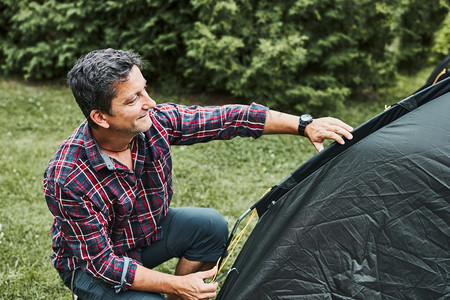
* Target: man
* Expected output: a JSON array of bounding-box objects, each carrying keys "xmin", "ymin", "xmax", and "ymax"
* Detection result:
[{"xmin": 44, "ymin": 48, "xmax": 353, "ymax": 299}]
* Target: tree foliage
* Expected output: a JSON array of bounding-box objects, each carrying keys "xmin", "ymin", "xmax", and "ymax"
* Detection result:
[
  {"xmin": 395, "ymin": 0, "xmax": 448, "ymax": 73},
  {"xmin": 432, "ymin": 9, "xmax": 450, "ymax": 62},
  {"xmin": 0, "ymin": 0, "xmax": 447, "ymax": 113}
]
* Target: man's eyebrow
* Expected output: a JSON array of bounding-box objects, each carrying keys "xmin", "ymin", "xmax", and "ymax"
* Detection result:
[{"xmin": 122, "ymin": 80, "xmax": 147, "ymax": 102}]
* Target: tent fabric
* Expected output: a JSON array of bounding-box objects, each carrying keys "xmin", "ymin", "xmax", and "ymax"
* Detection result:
[{"xmin": 217, "ymin": 76, "xmax": 450, "ymax": 299}]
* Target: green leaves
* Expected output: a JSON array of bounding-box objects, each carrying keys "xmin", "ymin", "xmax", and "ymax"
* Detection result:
[
  {"xmin": 432, "ymin": 11, "xmax": 450, "ymax": 60},
  {"xmin": 396, "ymin": 0, "xmax": 449, "ymax": 73},
  {"xmin": 0, "ymin": 0, "xmax": 447, "ymax": 113}
]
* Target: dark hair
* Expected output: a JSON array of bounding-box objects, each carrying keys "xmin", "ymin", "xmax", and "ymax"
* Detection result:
[{"xmin": 67, "ymin": 48, "xmax": 143, "ymax": 127}]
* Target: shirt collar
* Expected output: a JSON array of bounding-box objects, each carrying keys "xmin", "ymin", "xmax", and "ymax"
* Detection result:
[
  {"xmin": 80, "ymin": 121, "xmax": 115, "ymax": 171},
  {"xmin": 81, "ymin": 122, "xmax": 147, "ymax": 172}
]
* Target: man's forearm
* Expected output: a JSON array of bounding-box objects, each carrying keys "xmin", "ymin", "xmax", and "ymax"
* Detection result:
[
  {"xmin": 262, "ymin": 110, "xmax": 299, "ymax": 135},
  {"xmin": 131, "ymin": 264, "xmax": 178, "ymax": 294},
  {"xmin": 131, "ymin": 264, "xmax": 218, "ymax": 299}
]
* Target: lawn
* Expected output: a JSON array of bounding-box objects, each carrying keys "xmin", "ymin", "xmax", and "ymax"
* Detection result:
[{"xmin": 0, "ymin": 67, "xmax": 431, "ymax": 299}]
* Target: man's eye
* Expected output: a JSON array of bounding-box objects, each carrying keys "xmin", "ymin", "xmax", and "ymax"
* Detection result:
[{"xmin": 129, "ymin": 96, "xmax": 138, "ymax": 104}]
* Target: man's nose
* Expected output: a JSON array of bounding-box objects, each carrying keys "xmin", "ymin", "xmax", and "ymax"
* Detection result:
[{"xmin": 142, "ymin": 91, "xmax": 156, "ymax": 109}]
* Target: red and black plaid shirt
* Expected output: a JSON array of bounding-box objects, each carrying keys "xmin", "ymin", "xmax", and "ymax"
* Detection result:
[{"xmin": 44, "ymin": 103, "xmax": 268, "ymax": 291}]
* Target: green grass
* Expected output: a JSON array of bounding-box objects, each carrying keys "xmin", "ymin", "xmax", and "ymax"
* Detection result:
[{"xmin": 0, "ymin": 68, "xmax": 431, "ymax": 299}]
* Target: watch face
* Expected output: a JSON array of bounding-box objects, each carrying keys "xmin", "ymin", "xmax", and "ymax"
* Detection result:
[{"xmin": 301, "ymin": 114, "xmax": 313, "ymax": 122}]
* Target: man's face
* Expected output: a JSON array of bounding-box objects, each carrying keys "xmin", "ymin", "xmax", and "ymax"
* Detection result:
[{"xmin": 104, "ymin": 65, "xmax": 156, "ymax": 136}]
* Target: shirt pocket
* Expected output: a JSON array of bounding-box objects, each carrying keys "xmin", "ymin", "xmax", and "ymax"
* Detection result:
[{"xmin": 109, "ymin": 189, "xmax": 135, "ymax": 245}]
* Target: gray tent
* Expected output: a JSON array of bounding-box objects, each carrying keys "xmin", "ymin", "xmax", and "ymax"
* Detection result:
[{"xmin": 217, "ymin": 60, "xmax": 450, "ymax": 299}]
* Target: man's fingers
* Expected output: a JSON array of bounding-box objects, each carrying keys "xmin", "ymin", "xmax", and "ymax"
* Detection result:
[
  {"xmin": 176, "ymin": 268, "xmax": 218, "ymax": 300},
  {"xmin": 314, "ymin": 118, "xmax": 353, "ymax": 136},
  {"xmin": 338, "ymin": 129, "xmax": 353, "ymax": 141},
  {"xmin": 330, "ymin": 132, "xmax": 346, "ymax": 145},
  {"xmin": 332, "ymin": 123, "xmax": 353, "ymax": 141},
  {"xmin": 200, "ymin": 267, "xmax": 219, "ymax": 293},
  {"xmin": 312, "ymin": 142, "xmax": 324, "ymax": 152},
  {"xmin": 306, "ymin": 117, "xmax": 354, "ymax": 151},
  {"xmin": 201, "ymin": 266, "xmax": 217, "ymax": 280},
  {"xmin": 330, "ymin": 118, "xmax": 354, "ymax": 133},
  {"xmin": 199, "ymin": 278, "xmax": 218, "ymax": 300}
]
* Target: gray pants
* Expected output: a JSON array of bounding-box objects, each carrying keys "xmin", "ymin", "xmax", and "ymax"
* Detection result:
[{"xmin": 59, "ymin": 207, "xmax": 228, "ymax": 299}]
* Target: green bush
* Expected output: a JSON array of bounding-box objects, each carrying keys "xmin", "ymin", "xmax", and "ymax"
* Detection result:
[
  {"xmin": 395, "ymin": 0, "xmax": 448, "ymax": 73},
  {"xmin": 0, "ymin": 1, "xmax": 102, "ymax": 79},
  {"xmin": 0, "ymin": 0, "xmax": 447, "ymax": 114},
  {"xmin": 178, "ymin": 0, "xmax": 400, "ymax": 113},
  {"xmin": 0, "ymin": 0, "xmax": 194, "ymax": 81},
  {"xmin": 431, "ymin": 10, "xmax": 450, "ymax": 61}
]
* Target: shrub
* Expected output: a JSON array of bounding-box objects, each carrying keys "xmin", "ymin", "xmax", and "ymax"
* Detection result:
[
  {"xmin": 0, "ymin": 0, "xmax": 447, "ymax": 114},
  {"xmin": 395, "ymin": 0, "xmax": 448, "ymax": 73},
  {"xmin": 431, "ymin": 10, "xmax": 450, "ymax": 62}
]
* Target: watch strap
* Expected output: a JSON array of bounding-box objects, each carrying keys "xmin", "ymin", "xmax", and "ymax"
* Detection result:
[{"xmin": 298, "ymin": 114, "xmax": 313, "ymax": 136}]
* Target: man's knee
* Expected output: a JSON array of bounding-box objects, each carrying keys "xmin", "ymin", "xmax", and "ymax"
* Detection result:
[
  {"xmin": 197, "ymin": 208, "xmax": 229, "ymax": 239},
  {"xmin": 180, "ymin": 207, "xmax": 228, "ymax": 262}
]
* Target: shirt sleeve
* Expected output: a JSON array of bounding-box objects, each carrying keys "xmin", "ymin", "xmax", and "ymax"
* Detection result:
[
  {"xmin": 50, "ymin": 181, "xmax": 137, "ymax": 292},
  {"xmin": 153, "ymin": 102, "xmax": 268, "ymax": 145}
]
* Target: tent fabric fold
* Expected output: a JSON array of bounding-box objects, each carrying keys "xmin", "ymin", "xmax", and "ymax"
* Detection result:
[{"xmin": 217, "ymin": 66, "xmax": 450, "ymax": 299}]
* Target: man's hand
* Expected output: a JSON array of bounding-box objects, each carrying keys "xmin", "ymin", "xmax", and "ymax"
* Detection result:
[
  {"xmin": 173, "ymin": 267, "xmax": 218, "ymax": 300},
  {"xmin": 304, "ymin": 117, "xmax": 353, "ymax": 152},
  {"xmin": 263, "ymin": 110, "xmax": 353, "ymax": 152}
]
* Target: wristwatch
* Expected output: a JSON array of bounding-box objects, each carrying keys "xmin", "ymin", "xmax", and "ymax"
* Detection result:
[{"xmin": 298, "ymin": 114, "xmax": 313, "ymax": 136}]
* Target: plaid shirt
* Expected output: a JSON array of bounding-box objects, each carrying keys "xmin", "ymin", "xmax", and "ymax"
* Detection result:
[{"xmin": 44, "ymin": 102, "xmax": 268, "ymax": 292}]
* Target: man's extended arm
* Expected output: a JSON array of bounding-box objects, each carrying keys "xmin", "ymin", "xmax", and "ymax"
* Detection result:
[
  {"xmin": 131, "ymin": 264, "xmax": 218, "ymax": 299},
  {"xmin": 263, "ymin": 109, "xmax": 353, "ymax": 152}
]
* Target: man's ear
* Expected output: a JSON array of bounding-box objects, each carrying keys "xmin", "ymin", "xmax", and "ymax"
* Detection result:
[{"xmin": 90, "ymin": 110, "xmax": 110, "ymax": 129}]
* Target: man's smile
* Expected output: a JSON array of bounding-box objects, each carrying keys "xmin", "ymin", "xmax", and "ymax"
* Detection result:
[{"xmin": 138, "ymin": 111, "xmax": 149, "ymax": 119}]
